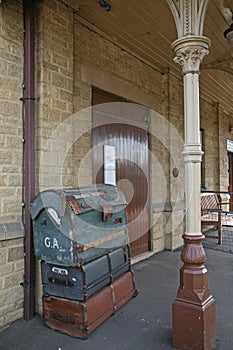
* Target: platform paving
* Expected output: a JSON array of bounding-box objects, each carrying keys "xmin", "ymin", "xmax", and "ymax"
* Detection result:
[{"xmin": 0, "ymin": 248, "xmax": 232, "ymax": 350}]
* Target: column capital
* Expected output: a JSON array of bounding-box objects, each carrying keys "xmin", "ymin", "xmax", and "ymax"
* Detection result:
[{"xmin": 171, "ymin": 36, "xmax": 211, "ymax": 75}]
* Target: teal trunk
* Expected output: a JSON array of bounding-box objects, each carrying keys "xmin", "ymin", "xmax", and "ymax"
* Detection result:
[{"xmin": 30, "ymin": 185, "xmax": 129, "ymax": 266}]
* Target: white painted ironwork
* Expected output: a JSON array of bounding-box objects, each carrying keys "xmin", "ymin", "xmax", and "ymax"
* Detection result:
[{"xmin": 166, "ymin": 0, "xmax": 209, "ymax": 38}]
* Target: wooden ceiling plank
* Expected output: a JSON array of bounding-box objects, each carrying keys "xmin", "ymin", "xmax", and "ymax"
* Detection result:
[
  {"xmin": 70, "ymin": 0, "xmax": 233, "ymax": 113},
  {"xmin": 204, "ymin": 1, "xmax": 233, "ymax": 61},
  {"xmin": 120, "ymin": 36, "xmax": 174, "ymax": 70}
]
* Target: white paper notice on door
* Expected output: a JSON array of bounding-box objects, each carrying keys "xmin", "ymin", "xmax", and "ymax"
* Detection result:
[{"xmin": 104, "ymin": 145, "xmax": 116, "ymax": 186}]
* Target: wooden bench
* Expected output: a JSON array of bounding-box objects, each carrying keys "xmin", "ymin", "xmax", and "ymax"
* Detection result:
[{"xmin": 201, "ymin": 192, "xmax": 222, "ymax": 244}]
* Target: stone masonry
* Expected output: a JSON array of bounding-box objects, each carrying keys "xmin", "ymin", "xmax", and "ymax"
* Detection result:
[{"xmin": 0, "ymin": 1, "xmax": 25, "ymax": 330}]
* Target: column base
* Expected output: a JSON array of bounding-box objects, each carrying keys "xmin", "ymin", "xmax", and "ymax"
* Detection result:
[
  {"xmin": 172, "ymin": 234, "xmax": 216, "ymax": 350},
  {"xmin": 173, "ymin": 296, "xmax": 216, "ymax": 350}
]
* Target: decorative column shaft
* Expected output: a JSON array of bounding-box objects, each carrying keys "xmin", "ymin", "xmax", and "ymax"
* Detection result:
[{"xmin": 171, "ymin": 36, "xmax": 216, "ymax": 350}]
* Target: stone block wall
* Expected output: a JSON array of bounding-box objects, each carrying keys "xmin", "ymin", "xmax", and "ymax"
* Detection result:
[
  {"xmin": 0, "ymin": 1, "xmax": 23, "ymax": 224},
  {"xmin": 200, "ymin": 100, "xmax": 220, "ymax": 190},
  {"xmin": 150, "ymin": 71, "xmax": 185, "ymax": 251},
  {"xmin": 36, "ymin": 0, "xmax": 76, "ymax": 191},
  {"xmin": 218, "ymin": 106, "xmax": 233, "ymax": 191},
  {"xmin": 0, "ymin": 1, "xmax": 25, "ymax": 330},
  {"xmin": 0, "ymin": 237, "xmax": 24, "ymax": 330}
]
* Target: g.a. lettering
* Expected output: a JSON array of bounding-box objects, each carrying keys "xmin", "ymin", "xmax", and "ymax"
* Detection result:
[{"xmin": 44, "ymin": 236, "xmax": 60, "ymax": 250}]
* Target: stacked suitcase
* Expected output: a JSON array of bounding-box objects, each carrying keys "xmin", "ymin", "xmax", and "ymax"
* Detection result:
[{"xmin": 30, "ymin": 185, "xmax": 137, "ymax": 338}]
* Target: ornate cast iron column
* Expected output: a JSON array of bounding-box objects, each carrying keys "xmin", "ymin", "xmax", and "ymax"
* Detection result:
[
  {"xmin": 165, "ymin": 1, "xmax": 216, "ymax": 348},
  {"xmin": 171, "ymin": 36, "xmax": 216, "ymax": 350}
]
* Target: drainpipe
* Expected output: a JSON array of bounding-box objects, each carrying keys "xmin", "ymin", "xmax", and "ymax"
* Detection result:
[{"xmin": 23, "ymin": 0, "xmax": 35, "ymax": 320}]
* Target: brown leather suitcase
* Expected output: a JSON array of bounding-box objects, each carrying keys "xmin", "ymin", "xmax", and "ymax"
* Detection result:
[
  {"xmin": 43, "ymin": 286, "xmax": 113, "ymax": 339},
  {"xmin": 43, "ymin": 271, "xmax": 137, "ymax": 338},
  {"xmin": 111, "ymin": 270, "xmax": 136, "ymax": 311}
]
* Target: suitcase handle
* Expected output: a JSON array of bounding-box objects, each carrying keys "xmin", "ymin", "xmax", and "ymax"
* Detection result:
[{"xmin": 48, "ymin": 276, "xmax": 75, "ymax": 288}]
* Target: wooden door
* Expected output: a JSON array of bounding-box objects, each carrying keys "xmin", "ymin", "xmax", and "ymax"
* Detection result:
[
  {"xmin": 92, "ymin": 89, "xmax": 150, "ymax": 257},
  {"xmin": 228, "ymin": 152, "xmax": 233, "ymax": 211}
]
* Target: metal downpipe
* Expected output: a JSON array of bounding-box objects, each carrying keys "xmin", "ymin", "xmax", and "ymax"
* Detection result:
[{"xmin": 23, "ymin": 0, "xmax": 36, "ymax": 320}]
